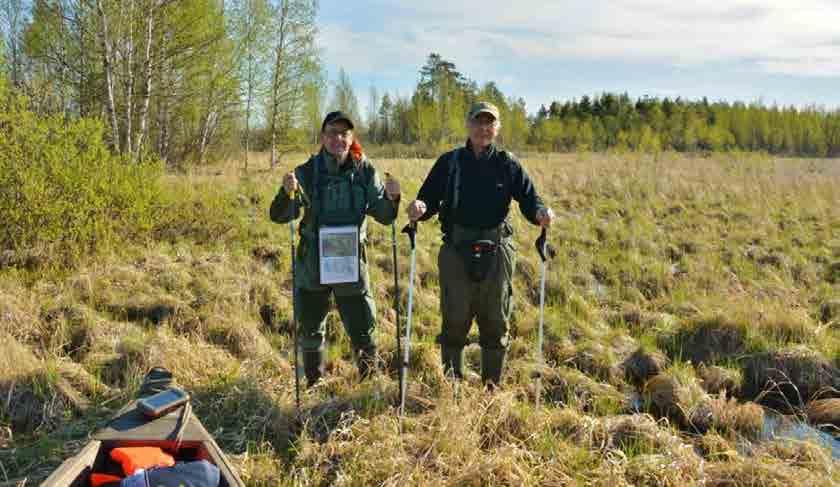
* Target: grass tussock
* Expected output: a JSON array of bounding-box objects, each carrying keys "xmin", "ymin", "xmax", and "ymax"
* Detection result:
[
  {"xmin": 703, "ymin": 458, "xmax": 833, "ymax": 486},
  {"xmin": 660, "ymin": 304, "xmax": 821, "ymax": 367},
  {"xmin": 805, "ymin": 398, "xmax": 840, "ymax": 429},
  {"xmin": 759, "ymin": 438, "xmax": 837, "ymax": 477},
  {"xmin": 698, "ymin": 364, "xmax": 743, "ymax": 397},
  {"xmin": 621, "ymin": 346, "xmax": 670, "ymax": 386},
  {"xmin": 0, "ymin": 334, "xmax": 102, "ymax": 435},
  {"xmin": 538, "ymin": 366, "xmax": 626, "ymax": 414},
  {"xmin": 641, "ymin": 367, "xmax": 708, "ymax": 428},
  {"xmin": 689, "ymin": 397, "xmax": 765, "ymax": 438},
  {"xmin": 697, "ymin": 432, "xmax": 741, "ymax": 462},
  {"xmin": 0, "ymin": 286, "xmax": 42, "ymax": 348},
  {"xmin": 660, "ymin": 314, "xmax": 749, "ymax": 365},
  {"xmin": 742, "ymin": 346, "xmax": 840, "ymax": 410}
]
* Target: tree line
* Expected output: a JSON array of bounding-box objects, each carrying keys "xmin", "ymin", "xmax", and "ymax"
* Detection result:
[
  {"xmin": 2, "ymin": 2, "xmax": 839, "ymax": 163},
  {"xmin": 529, "ymin": 94, "xmax": 840, "ymax": 157},
  {"xmin": 362, "ymin": 54, "xmax": 840, "ymax": 157}
]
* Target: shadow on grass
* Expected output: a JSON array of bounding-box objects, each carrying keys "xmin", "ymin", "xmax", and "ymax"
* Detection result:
[
  {"xmin": 189, "ymin": 375, "xmax": 422, "ymax": 464},
  {"xmin": 0, "ymin": 373, "xmax": 117, "ymax": 483}
]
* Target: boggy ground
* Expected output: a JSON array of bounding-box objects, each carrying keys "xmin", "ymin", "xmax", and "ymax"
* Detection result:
[{"xmin": 2, "ymin": 152, "xmax": 840, "ymax": 485}]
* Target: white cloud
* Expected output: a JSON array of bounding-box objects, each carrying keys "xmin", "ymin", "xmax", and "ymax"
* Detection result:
[{"xmin": 320, "ymin": 0, "xmax": 840, "ymax": 77}]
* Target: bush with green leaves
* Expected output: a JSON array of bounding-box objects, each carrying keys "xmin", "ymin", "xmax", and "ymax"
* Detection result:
[{"xmin": 0, "ymin": 95, "xmax": 162, "ymax": 266}]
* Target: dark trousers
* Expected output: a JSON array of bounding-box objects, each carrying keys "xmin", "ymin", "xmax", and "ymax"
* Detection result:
[
  {"xmin": 437, "ymin": 239, "xmax": 516, "ymax": 351},
  {"xmin": 295, "ymin": 287, "xmax": 376, "ymax": 352}
]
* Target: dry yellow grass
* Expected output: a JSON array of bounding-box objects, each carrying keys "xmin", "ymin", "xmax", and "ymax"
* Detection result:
[{"xmin": 2, "ymin": 151, "xmax": 840, "ymax": 484}]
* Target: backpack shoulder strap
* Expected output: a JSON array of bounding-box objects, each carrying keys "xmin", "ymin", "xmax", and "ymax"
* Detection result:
[
  {"xmin": 305, "ymin": 154, "xmax": 323, "ymax": 222},
  {"xmin": 356, "ymin": 157, "xmax": 373, "ymax": 188},
  {"xmin": 299, "ymin": 155, "xmax": 317, "ymax": 191},
  {"xmin": 497, "ymin": 149, "xmax": 516, "ymax": 194},
  {"xmin": 444, "ymin": 148, "xmax": 462, "ymax": 212},
  {"xmin": 349, "ymin": 158, "xmax": 372, "ymax": 219}
]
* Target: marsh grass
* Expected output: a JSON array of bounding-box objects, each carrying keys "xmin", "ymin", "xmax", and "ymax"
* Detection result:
[{"xmin": 2, "ymin": 152, "xmax": 840, "ymax": 484}]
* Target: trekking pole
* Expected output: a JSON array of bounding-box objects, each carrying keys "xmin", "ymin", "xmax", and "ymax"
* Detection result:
[
  {"xmin": 399, "ymin": 221, "xmax": 418, "ymax": 418},
  {"xmin": 391, "ymin": 221, "xmax": 403, "ymax": 406},
  {"xmin": 385, "ymin": 173, "xmax": 404, "ymax": 409},
  {"xmin": 289, "ymin": 189, "xmax": 301, "ymax": 413},
  {"xmin": 534, "ymin": 227, "xmax": 555, "ymax": 408}
]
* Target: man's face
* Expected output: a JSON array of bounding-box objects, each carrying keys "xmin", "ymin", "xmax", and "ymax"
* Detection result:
[
  {"xmin": 468, "ymin": 112, "xmax": 499, "ymax": 149},
  {"xmin": 321, "ymin": 120, "xmax": 353, "ymax": 161}
]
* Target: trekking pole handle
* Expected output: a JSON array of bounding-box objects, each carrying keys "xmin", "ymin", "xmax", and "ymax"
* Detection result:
[
  {"xmin": 535, "ymin": 227, "xmax": 556, "ymax": 262},
  {"xmin": 288, "ymin": 183, "xmax": 310, "ymax": 209},
  {"xmin": 402, "ymin": 221, "xmax": 417, "ymax": 250}
]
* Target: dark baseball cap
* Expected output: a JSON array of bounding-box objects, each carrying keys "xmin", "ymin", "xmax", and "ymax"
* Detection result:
[{"xmin": 321, "ymin": 111, "xmax": 355, "ymax": 131}]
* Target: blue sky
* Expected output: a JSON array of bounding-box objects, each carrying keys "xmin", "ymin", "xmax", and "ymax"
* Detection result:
[{"xmin": 317, "ymin": 0, "xmax": 840, "ymax": 118}]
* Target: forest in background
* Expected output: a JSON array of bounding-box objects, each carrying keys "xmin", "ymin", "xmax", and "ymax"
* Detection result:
[{"xmin": 2, "ymin": 0, "xmax": 840, "ymax": 164}]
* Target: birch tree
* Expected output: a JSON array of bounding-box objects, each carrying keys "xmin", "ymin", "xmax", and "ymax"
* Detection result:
[
  {"xmin": 265, "ymin": 0, "xmax": 317, "ymax": 169},
  {"xmin": 0, "ymin": 0, "xmax": 28, "ymax": 88},
  {"xmin": 228, "ymin": 0, "xmax": 271, "ymax": 169},
  {"xmin": 330, "ymin": 67, "xmax": 359, "ymax": 123}
]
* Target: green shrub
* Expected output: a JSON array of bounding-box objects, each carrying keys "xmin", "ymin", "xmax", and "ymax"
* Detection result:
[{"xmin": 0, "ymin": 98, "xmax": 162, "ymax": 267}]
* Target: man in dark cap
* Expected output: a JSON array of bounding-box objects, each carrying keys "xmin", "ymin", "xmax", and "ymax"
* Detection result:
[
  {"xmin": 406, "ymin": 101, "xmax": 554, "ymax": 388},
  {"xmin": 270, "ymin": 111, "xmax": 401, "ymax": 386}
]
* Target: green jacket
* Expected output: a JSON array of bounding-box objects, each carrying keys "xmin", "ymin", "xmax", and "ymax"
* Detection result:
[{"xmin": 270, "ymin": 149, "xmax": 398, "ymax": 294}]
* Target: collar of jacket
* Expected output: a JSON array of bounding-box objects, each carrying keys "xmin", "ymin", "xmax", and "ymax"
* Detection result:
[
  {"xmin": 319, "ymin": 148, "xmax": 360, "ymax": 175},
  {"xmin": 464, "ymin": 139, "xmax": 497, "ymax": 161}
]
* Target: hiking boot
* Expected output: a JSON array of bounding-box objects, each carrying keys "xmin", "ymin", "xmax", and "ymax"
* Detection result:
[
  {"xmin": 441, "ymin": 345, "xmax": 464, "ymax": 380},
  {"xmin": 481, "ymin": 348, "xmax": 506, "ymax": 389},
  {"xmin": 302, "ymin": 348, "xmax": 325, "ymax": 387},
  {"xmin": 355, "ymin": 345, "xmax": 379, "ymax": 381}
]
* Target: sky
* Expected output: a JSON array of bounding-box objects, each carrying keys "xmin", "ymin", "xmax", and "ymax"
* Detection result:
[{"xmin": 316, "ymin": 0, "xmax": 840, "ymax": 118}]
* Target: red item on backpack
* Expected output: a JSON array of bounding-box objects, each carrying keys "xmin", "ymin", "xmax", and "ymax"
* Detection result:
[
  {"xmin": 349, "ymin": 140, "xmax": 363, "ymax": 162},
  {"xmin": 89, "ymin": 473, "xmax": 122, "ymax": 487}
]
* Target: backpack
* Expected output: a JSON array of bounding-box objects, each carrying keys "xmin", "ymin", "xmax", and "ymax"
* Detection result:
[{"xmin": 120, "ymin": 460, "xmax": 221, "ymax": 487}]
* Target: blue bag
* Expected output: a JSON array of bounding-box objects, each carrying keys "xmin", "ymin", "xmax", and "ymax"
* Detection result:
[{"xmin": 120, "ymin": 460, "xmax": 220, "ymax": 486}]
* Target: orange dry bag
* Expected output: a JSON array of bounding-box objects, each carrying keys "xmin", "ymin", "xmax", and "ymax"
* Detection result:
[{"xmin": 110, "ymin": 446, "xmax": 175, "ymax": 475}]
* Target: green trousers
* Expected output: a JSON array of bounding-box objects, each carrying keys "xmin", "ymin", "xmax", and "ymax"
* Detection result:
[
  {"xmin": 437, "ymin": 238, "xmax": 516, "ymax": 351},
  {"xmin": 295, "ymin": 287, "xmax": 376, "ymax": 352}
]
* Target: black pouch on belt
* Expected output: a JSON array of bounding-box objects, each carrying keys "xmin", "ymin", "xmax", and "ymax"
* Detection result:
[{"xmin": 456, "ymin": 240, "xmax": 498, "ymax": 282}]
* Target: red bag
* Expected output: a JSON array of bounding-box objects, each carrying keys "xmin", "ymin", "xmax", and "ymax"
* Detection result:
[{"xmin": 110, "ymin": 446, "xmax": 175, "ymax": 475}]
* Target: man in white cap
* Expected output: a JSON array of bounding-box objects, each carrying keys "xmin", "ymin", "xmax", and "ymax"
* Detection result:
[{"xmin": 406, "ymin": 101, "xmax": 554, "ymax": 388}]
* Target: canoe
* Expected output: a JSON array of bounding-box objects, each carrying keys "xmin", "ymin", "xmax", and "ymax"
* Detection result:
[{"xmin": 42, "ymin": 368, "xmax": 244, "ymax": 486}]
